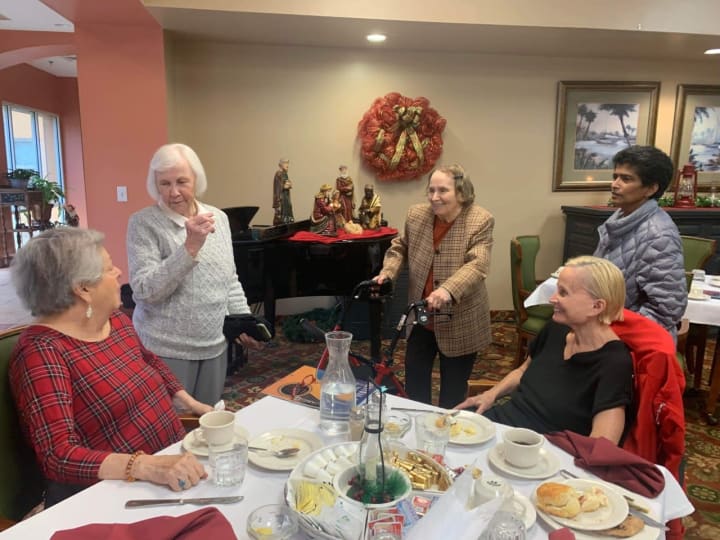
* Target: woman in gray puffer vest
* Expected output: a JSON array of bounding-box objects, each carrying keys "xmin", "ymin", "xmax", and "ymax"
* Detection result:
[{"xmin": 594, "ymin": 146, "xmax": 687, "ymax": 341}]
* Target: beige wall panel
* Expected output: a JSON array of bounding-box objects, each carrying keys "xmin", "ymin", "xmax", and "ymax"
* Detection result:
[{"xmin": 167, "ymin": 39, "xmax": 718, "ymax": 310}]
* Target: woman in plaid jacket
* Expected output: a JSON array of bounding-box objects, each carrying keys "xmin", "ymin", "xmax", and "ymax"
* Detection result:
[{"xmin": 375, "ymin": 164, "xmax": 494, "ymax": 408}]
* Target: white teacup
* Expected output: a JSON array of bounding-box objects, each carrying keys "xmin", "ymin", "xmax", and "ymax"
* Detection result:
[
  {"xmin": 502, "ymin": 427, "xmax": 544, "ymax": 468},
  {"xmin": 474, "ymin": 476, "xmax": 514, "ymax": 507},
  {"xmin": 196, "ymin": 410, "xmax": 235, "ymax": 447}
]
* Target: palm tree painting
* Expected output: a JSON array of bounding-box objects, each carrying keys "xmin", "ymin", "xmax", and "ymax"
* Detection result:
[
  {"xmin": 573, "ymin": 102, "xmax": 640, "ymax": 170},
  {"xmin": 688, "ymin": 106, "xmax": 720, "ymax": 171}
]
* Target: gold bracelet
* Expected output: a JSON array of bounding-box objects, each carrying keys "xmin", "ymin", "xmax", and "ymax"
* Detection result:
[{"xmin": 125, "ymin": 450, "xmax": 145, "ymax": 482}]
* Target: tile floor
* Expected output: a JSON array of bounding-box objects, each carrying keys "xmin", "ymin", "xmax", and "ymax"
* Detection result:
[{"xmin": 0, "ymin": 267, "xmax": 32, "ymax": 330}]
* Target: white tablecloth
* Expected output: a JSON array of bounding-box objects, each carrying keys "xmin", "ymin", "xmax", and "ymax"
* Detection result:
[
  {"xmin": 0, "ymin": 395, "xmax": 694, "ymax": 539},
  {"xmin": 525, "ymin": 275, "xmax": 720, "ymax": 327}
]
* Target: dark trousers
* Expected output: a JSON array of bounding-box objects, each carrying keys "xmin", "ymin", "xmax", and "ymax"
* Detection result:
[{"xmin": 405, "ymin": 325, "xmax": 477, "ymax": 409}]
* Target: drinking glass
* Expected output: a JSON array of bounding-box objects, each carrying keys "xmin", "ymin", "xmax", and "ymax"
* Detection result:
[
  {"xmin": 485, "ymin": 511, "xmax": 526, "ymax": 540},
  {"xmin": 415, "ymin": 412, "xmax": 451, "ymax": 456},
  {"xmin": 210, "ymin": 439, "xmax": 248, "ymax": 487}
]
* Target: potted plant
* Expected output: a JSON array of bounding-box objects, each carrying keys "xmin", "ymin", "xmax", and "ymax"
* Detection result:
[
  {"xmin": 27, "ymin": 175, "xmax": 65, "ymax": 225},
  {"xmin": 4, "ymin": 168, "xmax": 40, "ymax": 189}
]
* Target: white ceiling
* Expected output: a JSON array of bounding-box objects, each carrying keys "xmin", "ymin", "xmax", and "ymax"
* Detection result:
[
  {"xmin": 3, "ymin": 0, "xmax": 720, "ymax": 80},
  {"xmin": 0, "ymin": 0, "xmax": 74, "ymax": 77}
]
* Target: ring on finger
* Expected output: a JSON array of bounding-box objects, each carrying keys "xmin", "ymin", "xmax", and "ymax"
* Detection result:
[{"xmin": 178, "ymin": 478, "xmax": 186, "ymax": 489}]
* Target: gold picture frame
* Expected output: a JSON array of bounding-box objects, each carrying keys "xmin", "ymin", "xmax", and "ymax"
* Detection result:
[
  {"xmin": 670, "ymin": 84, "xmax": 720, "ymax": 191},
  {"xmin": 552, "ymin": 81, "xmax": 660, "ymax": 191}
]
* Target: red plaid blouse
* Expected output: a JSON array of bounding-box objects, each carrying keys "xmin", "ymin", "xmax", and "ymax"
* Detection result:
[{"xmin": 10, "ymin": 311, "xmax": 186, "ymax": 485}]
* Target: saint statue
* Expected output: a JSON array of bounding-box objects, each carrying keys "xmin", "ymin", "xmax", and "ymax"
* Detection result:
[
  {"xmin": 310, "ymin": 183, "xmax": 337, "ymax": 235},
  {"xmin": 335, "ymin": 165, "xmax": 355, "ymax": 224},
  {"xmin": 358, "ymin": 184, "xmax": 382, "ymax": 230},
  {"xmin": 273, "ymin": 158, "xmax": 294, "ymax": 226}
]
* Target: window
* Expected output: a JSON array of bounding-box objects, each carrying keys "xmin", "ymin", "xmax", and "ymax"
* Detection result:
[{"xmin": 3, "ymin": 103, "xmax": 64, "ymax": 186}]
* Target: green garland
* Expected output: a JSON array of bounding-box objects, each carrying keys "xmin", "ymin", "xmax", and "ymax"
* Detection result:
[{"xmin": 344, "ymin": 469, "xmax": 407, "ymax": 505}]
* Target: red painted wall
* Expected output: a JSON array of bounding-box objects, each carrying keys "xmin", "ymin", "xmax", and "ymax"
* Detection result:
[{"xmin": 72, "ymin": 22, "xmax": 167, "ymax": 275}]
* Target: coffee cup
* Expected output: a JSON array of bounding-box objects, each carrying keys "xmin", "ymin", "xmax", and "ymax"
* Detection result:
[
  {"xmin": 196, "ymin": 410, "xmax": 236, "ymax": 447},
  {"xmin": 474, "ymin": 476, "xmax": 514, "ymax": 507},
  {"xmin": 502, "ymin": 427, "xmax": 544, "ymax": 468}
]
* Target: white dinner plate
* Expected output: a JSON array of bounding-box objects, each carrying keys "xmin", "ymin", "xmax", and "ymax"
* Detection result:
[
  {"xmin": 248, "ymin": 429, "xmax": 323, "ymax": 471},
  {"xmin": 708, "ymin": 277, "xmax": 720, "ymax": 287},
  {"xmin": 533, "ymin": 478, "xmax": 628, "ymax": 531},
  {"xmin": 487, "ymin": 442, "xmax": 561, "ymax": 480},
  {"xmin": 448, "ymin": 411, "xmax": 496, "ymax": 445},
  {"xmin": 182, "ymin": 425, "xmax": 249, "ymax": 457},
  {"xmin": 688, "ymin": 293, "xmax": 711, "ymax": 301}
]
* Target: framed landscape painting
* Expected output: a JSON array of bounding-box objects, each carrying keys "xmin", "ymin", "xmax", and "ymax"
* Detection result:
[
  {"xmin": 552, "ymin": 81, "xmax": 660, "ymax": 191},
  {"xmin": 670, "ymin": 84, "xmax": 720, "ymax": 190}
]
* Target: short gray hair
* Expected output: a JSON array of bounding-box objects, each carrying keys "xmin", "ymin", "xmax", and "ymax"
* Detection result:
[
  {"xmin": 428, "ymin": 164, "xmax": 475, "ymax": 207},
  {"xmin": 11, "ymin": 228, "xmax": 105, "ymax": 317},
  {"xmin": 146, "ymin": 143, "xmax": 208, "ymax": 202}
]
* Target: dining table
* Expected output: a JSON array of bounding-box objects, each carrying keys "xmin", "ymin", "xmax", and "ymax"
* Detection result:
[
  {"xmin": 0, "ymin": 394, "xmax": 694, "ymax": 539},
  {"xmin": 525, "ymin": 273, "xmax": 720, "ymax": 422}
]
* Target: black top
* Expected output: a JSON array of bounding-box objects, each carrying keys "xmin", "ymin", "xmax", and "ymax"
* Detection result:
[{"xmin": 485, "ymin": 321, "xmax": 633, "ymax": 436}]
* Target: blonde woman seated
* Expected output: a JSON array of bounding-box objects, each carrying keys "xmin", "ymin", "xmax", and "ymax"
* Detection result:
[
  {"xmin": 9, "ymin": 228, "xmax": 212, "ymax": 507},
  {"xmin": 457, "ymin": 256, "xmax": 633, "ymax": 444}
]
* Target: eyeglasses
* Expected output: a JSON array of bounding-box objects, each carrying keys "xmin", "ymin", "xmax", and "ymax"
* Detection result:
[{"xmin": 291, "ymin": 374, "xmax": 316, "ymax": 400}]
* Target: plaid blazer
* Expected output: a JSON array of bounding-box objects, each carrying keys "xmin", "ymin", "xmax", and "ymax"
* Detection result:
[{"xmin": 381, "ymin": 203, "xmax": 494, "ymax": 356}]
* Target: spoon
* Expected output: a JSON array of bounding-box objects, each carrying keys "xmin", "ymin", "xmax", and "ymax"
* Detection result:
[{"xmin": 248, "ymin": 446, "xmax": 301, "ymax": 458}]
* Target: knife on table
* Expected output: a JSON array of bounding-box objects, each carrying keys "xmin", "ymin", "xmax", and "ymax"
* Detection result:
[
  {"xmin": 125, "ymin": 495, "xmax": 243, "ymax": 508},
  {"xmin": 627, "ymin": 508, "xmax": 669, "ymax": 531}
]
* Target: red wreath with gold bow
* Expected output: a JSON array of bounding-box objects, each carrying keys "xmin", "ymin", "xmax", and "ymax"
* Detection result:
[{"xmin": 358, "ymin": 92, "xmax": 447, "ymax": 181}]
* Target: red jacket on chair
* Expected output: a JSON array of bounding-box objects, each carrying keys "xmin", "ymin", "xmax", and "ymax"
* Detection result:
[{"xmin": 610, "ymin": 309, "xmax": 686, "ymax": 482}]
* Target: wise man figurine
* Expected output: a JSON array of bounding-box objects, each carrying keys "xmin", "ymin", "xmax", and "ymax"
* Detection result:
[
  {"xmin": 273, "ymin": 158, "xmax": 294, "ymax": 226},
  {"xmin": 358, "ymin": 184, "xmax": 381, "ymax": 230},
  {"xmin": 310, "ymin": 183, "xmax": 337, "ymax": 235},
  {"xmin": 335, "ymin": 165, "xmax": 355, "ymax": 224}
]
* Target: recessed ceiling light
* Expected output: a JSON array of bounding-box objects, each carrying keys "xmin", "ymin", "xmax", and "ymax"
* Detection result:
[
  {"xmin": 704, "ymin": 48, "xmax": 720, "ymax": 55},
  {"xmin": 366, "ymin": 34, "xmax": 387, "ymax": 43}
]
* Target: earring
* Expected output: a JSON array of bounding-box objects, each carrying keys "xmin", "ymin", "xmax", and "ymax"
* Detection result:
[{"xmin": 86, "ymin": 305, "xmax": 93, "ymax": 319}]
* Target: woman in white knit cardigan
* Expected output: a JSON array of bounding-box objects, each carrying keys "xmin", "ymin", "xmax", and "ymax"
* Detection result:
[{"xmin": 127, "ymin": 143, "xmax": 261, "ymax": 404}]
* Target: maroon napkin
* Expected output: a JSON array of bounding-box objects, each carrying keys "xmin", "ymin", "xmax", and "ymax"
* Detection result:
[
  {"xmin": 549, "ymin": 528, "xmax": 576, "ymax": 540},
  {"xmin": 50, "ymin": 507, "xmax": 237, "ymax": 540},
  {"xmin": 546, "ymin": 430, "xmax": 665, "ymax": 498}
]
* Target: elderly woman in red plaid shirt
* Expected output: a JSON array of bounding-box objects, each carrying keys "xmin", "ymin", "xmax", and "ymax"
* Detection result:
[{"xmin": 9, "ymin": 228, "xmax": 213, "ymax": 507}]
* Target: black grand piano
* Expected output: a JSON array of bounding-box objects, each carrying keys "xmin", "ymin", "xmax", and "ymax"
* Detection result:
[{"xmin": 227, "ymin": 207, "xmax": 398, "ymax": 356}]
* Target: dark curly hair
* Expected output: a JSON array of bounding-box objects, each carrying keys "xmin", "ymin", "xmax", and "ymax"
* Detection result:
[{"xmin": 612, "ymin": 146, "xmax": 674, "ymax": 200}]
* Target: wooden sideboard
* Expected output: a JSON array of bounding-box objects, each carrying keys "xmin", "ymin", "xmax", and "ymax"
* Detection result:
[
  {"xmin": 562, "ymin": 205, "xmax": 720, "ymax": 274},
  {"xmin": 0, "ymin": 188, "xmax": 44, "ymax": 267}
]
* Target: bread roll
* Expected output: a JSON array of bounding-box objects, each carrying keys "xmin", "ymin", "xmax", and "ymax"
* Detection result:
[{"xmin": 536, "ymin": 482, "xmax": 581, "ymax": 518}]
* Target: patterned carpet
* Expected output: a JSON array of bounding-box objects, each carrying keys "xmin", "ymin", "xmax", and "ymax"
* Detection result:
[{"xmin": 222, "ymin": 312, "xmax": 719, "ymax": 539}]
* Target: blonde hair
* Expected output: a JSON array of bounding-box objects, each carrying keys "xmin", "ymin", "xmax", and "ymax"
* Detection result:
[{"xmin": 564, "ymin": 256, "xmax": 625, "ymax": 324}]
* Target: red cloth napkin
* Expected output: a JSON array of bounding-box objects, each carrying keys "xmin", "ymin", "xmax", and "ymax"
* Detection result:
[
  {"xmin": 549, "ymin": 528, "xmax": 576, "ymax": 540},
  {"xmin": 546, "ymin": 431, "xmax": 665, "ymax": 498},
  {"xmin": 288, "ymin": 226, "xmax": 397, "ymax": 244},
  {"xmin": 50, "ymin": 507, "xmax": 237, "ymax": 540}
]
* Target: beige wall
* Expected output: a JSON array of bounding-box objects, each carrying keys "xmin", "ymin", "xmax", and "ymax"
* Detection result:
[{"xmin": 166, "ymin": 38, "xmax": 719, "ymax": 310}]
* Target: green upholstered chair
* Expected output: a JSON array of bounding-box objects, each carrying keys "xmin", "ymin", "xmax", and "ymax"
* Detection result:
[
  {"xmin": 0, "ymin": 326, "xmax": 44, "ymax": 528},
  {"xmin": 680, "ymin": 235, "xmax": 717, "ymax": 390},
  {"xmin": 510, "ymin": 236, "xmax": 554, "ymax": 367}
]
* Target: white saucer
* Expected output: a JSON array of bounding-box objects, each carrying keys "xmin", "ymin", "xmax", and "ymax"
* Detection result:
[
  {"xmin": 508, "ymin": 492, "xmax": 537, "ymax": 531},
  {"xmin": 688, "ymin": 293, "xmax": 711, "ymax": 301},
  {"xmin": 487, "ymin": 442, "xmax": 561, "ymax": 480},
  {"xmin": 182, "ymin": 425, "xmax": 249, "ymax": 457}
]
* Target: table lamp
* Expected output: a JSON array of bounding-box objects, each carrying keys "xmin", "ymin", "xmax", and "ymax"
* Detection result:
[{"xmin": 674, "ymin": 164, "xmax": 698, "ymax": 208}]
